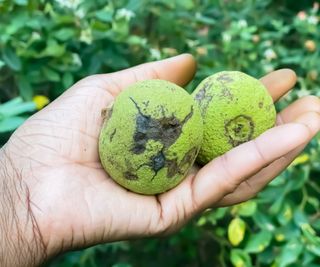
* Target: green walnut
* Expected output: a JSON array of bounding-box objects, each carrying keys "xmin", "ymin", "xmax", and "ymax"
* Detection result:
[
  {"xmin": 99, "ymin": 79, "xmax": 203, "ymax": 195},
  {"xmin": 192, "ymin": 71, "xmax": 276, "ymax": 165}
]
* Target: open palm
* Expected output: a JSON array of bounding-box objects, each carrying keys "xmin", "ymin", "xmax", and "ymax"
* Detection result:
[{"xmin": 4, "ymin": 54, "xmax": 320, "ymax": 258}]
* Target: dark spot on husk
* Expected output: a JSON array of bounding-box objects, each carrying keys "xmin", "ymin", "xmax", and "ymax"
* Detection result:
[
  {"xmin": 258, "ymin": 102, "xmax": 263, "ymax": 108},
  {"xmin": 266, "ymin": 104, "xmax": 273, "ymax": 111},
  {"xmin": 194, "ymin": 82, "xmax": 213, "ymax": 116},
  {"xmin": 225, "ymin": 115, "xmax": 254, "ymax": 147},
  {"xmin": 217, "ymin": 73, "xmax": 234, "ymax": 83},
  {"xmin": 166, "ymin": 146, "xmax": 199, "ymax": 178},
  {"xmin": 124, "ymin": 171, "xmax": 138, "ymax": 180},
  {"xmin": 150, "ymin": 150, "xmax": 166, "ymax": 177},
  {"xmin": 110, "ymin": 128, "xmax": 117, "ymax": 142},
  {"xmin": 142, "ymin": 100, "xmax": 150, "ymax": 108},
  {"xmin": 121, "ymin": 97, "xmax": 196, "ymax": 181},
  {"xmin": 159, "ymin": 105, "xmax": 166, "ymax": 117},
  {"xmin": 220, "ymin": 87, "xmax": 234, "ymax": 101},
  {"xmin": 130, "ymin": 97, "xmax": 193, "ymax": 154},
  {"xmin": 101, "ymin": 108, "xmax": 107, "ymax": 118},
  {"xmin": 101, "ymin": 103, "xmax": 113, "ymax": 120},
  {"xmin": 166, "ymin": 159, "xmax": 179, "ymax": 178},
  {"xmin": 177, "ymin": 146, "xmax": 199, "ymax": 174}
]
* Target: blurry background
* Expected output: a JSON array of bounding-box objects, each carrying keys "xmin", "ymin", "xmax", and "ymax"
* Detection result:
[{"xmin": 1, "ymin": 0, "xmax": 320, "ymax": 266}]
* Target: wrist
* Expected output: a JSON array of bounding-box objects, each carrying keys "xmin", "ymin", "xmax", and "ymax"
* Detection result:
[{"xmin": 0, "ymin": 146, "xmax": 47, "ymax": 267}]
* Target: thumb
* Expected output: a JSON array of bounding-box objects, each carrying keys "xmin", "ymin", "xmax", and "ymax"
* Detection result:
[
  {"xmin": 69, "ymin": 53, "xmax": 197, "ymax": 97},
  {"xmin": 37, "ymin": 53, "xmax": 196, "ymax": 121},
  {"xmin": 109, "ymin": 53, "xmax": 196, "ymax": 89}
]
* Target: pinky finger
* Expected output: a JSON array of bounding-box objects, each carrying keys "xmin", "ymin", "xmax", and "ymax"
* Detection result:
[
  {"xmin": 216, "ymin": 111, "xmax": 320, "ymax": 206},
  {"xmin": 188, "ymin": 122, "xmax": 311, "ymax": 211}
]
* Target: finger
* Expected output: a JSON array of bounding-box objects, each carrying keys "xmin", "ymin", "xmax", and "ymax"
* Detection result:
[
  {"xmin": 160, "ymin": 123, "xmax": 311, "ymax": 219},
  {"xmin": 277, "ymin": 95, "xmax": 320, "ymax": 125},
  {"xmin": 260, "ymin": 69, "xmax": 297, "ymax": 102},
  {"xmin": 75, "ymin": 53, "xmax": 197, "ymax": 97},
  {"xmin": 217, "ymin": 110, "xmax": 320, "ymax": 206},
  {"xmin": 110, "ymin": 53, "xmax": 196, "ymax": 87}
]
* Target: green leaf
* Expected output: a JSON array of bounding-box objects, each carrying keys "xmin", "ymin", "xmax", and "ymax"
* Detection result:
[
  {"xmin": 0, "ymin": 102, "xmax": 35, "ymax": 117},
  {"xmin": 307, "ymin": 197, "xmax": 320, "ymax": 210},
  {"xmin": 0, "ymin": 59, "xmax": 5, "ymax": 69},
  {"xmin": 54, "ymin": 28, "xmax": 76, "ymax": 41},
  {"xmin": 285, "ymin": 166, "xmax": 309, "ymax": 191},
  {"xmin": 269, "ymin": 174, "xmax": 286, "ymax": 186},
  {"xmin": 274, "ymin": 223, "xmax": 300, "ymax": 242},
  {"xmin": 277, "ymin": 203, "xmax": 293, "ymax": 225},
  {"xmin": 306, "ymin": 244, "xmax": 320, "ymax": 257},
  {"xmin": 127, "ymin": 35, "xmax": 147, "ymax": 46},
  {"xmin": 0, "ymin": 117, "xmax": 25, "ymax": 132},
  {"xmin": 95, "ymin": 8, "xmax": 114, "ymax": 22},
  {"xmin": 302, "ymin": 250, "xmax": 316, "ymax": 266},
  {"xmin": 228, "ymin": 218, "xmax": 246, "ymax": 246},
  {"xmin": 176, "ymin": 0, "xmax": 194, "ymax": 9},
  {"xmin": 112, "ymin": 18, "xmax": 129, "ymax": 38},
  {"xmin": 269, "ymin": 194, "xmax": 284, "ymax": 214},
  {"xmin": 112, "ymin": 263, "xmax": 132, "ymax": 267},
  {"xmin": 258, "ymin": 247, "xmax": 275, "ymax": 264},
  {"xmin": 2, "ymin": 46, "xmax": 22, "ymax": 71},
  {"xmin": 41, "ymin": 39, "xmax": 65, "ymax": 57},
  {"xmin": 245, "ymin": 230, "xmax": 272, "ymax": 253},
  {"xmin": 233, "ymin": 200, "xmax": 257, "ymax": 217},
  {"xmin": 14, "ymin": 0, "xmax": 27, "ymax": 5},
  {"xmin": 312, "ymin": 218, "xmax": 320, "ymax": 230},
  {"xmin": 62, "ymin": 72, "xmax": 74, "ymax": 89},
  {"xmin": 42, "ymin": 67, "xmax": 60, "ymax": 82},
  {"xmin": 196, "ymin": 216, "xmax": 206, "ymax": 226},
  {"xmin": 293, "ymin": 210, "xmax": 308, "ymax": 227},
  {"xmin": 253, "ymin": 211, "xmax": 275, "ymax": 232},
  {"xmin": 301, "ymin": 224, "xmax": 320, "ymax": 247},
  {"xmin": 0, "ymin": 97, "xmax": 23, "ymax": 112},
  {"xmin": 102, "ymin": 50, "xmax": 130, "ymax": 69},
  {"xmin": 276, "ymin": 239, "xmax": 303, "ymax": 267},
  {"xmin": 17, "ymin": 76, "xmax": 33, "ymax": 100},
  {"xmin": 230, "ymin": 249, "xmax": 252, "ymax": 267}
]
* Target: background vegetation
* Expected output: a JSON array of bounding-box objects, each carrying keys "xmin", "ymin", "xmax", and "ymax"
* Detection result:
[{"xmin": 1, "ymin": 0, "xmax": 320, "ymax": 266}]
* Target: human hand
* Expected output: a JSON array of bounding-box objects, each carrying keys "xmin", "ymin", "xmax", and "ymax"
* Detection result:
[{"xmin": 1, "ymin": 54, "xmax": 319, "ymax": 266}]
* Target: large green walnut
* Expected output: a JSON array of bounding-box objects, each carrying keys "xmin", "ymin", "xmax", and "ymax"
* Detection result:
[
  {"xmin": 99, "ymin": 79, "xmax": 203, "ymax": 195},
  {"xmin": 192, "ymin": 71, "xmax": 276, "ymax": 165}
]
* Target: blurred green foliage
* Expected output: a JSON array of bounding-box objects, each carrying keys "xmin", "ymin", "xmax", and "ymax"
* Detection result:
[{"xmin": 1, "ymin": 0, "xmax": 320, "ymax": 266}]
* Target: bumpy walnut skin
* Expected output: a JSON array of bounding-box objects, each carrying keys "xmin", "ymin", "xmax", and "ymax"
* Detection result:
[
  {"xmin": 193, "ymin": 71, "xmax": 276, "ymax": 165},
  {"xmin": 99, "ymin": 79, "xmax": 203, "ymax": 195}
]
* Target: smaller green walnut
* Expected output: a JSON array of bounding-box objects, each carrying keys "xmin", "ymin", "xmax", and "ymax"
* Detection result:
[
  {"xmin": 192, "ymin": 71, "xmax": 276, "ymax": 165},
  {"xmin": 99, "ymin": 79, "xmax": 203, "ymax": 195}
]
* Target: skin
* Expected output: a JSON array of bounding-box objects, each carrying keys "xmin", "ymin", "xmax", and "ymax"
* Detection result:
[{"xmin": 0, "ymin": 54, "xmax": 320, "ymax": 266}]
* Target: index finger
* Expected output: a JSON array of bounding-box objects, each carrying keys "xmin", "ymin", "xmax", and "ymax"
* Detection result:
[{"xmin": 260, "ymin": 69, "xmax": 297, "ymax": 102}]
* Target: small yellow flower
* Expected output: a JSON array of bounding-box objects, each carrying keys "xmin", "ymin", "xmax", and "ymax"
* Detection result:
[
  {"xmin": 308, "ymin": 70, "xmax": 318, "ymax": 81},
  {"xmin": 252, "ymin": 34, "xmax": 260, "ymax": 43},
  {"xmin": 80, "ymin": 28, "xmax": 92, "ymax": 45},
  {"xmin": 297, "ymin": 11, "xmax": 307, "ymax": 20},
  {"xmin": 196, "ymin": 47, "xmax": 208, "ymax": 56},
  {"xmin": 198, "ymin": 26, "xmax": 209, "ymax": 36},
  {"xmin": 264, "ymin": 48, "xmax": 277, "ymax": 61},
  {"xmin": 33, "ymin": 95, "xmax": 49, "ymax": 110},
  {"xmin": 305, "ymin": 40, "xmax": 317, "ymax": 52},
  {"xmin": 162, "ymin": 47, "xmax": 178, "ymax": 56},
  {"xmin": 275, "ymin": 233, "xmax": 285, "ymax": 242}
]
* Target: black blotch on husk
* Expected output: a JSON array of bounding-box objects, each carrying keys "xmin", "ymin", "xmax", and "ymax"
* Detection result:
[
  {"xmin": 224, "ymin": 115, "xmax": 255, "ymax": 147},
  {"xmin": 124, "ymin": 97, "xmax": 196, "ymax": 180}
]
